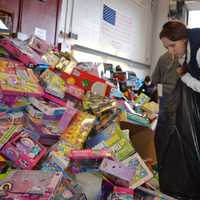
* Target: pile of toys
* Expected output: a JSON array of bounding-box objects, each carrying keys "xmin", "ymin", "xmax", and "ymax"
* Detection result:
[{"xmin": 0, "ymin": 35, "xmax": 173, "ymax": 200}]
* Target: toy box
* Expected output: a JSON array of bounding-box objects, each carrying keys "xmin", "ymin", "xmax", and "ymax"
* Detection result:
[
  {"xmin": 99, "ymin": 158, "xmax": 135, "ymax": 187},
  {"xmin": 135, "ymin": 93, "xmax": 150, "ymax": 105},
  {"xmin": 92, "ymin": 125, "xmax": 135, "ymax": 161},
  {"xmin": 109, "ymin": 186, "xmax": 134, "ymax": 200},
  {"xmin": 1, "ymin": 130, "xmax": 47, "ymax": 169},
  {"xmin": 25, "ymin": 115, "xmax": 61, "ymax": 146},
  {"xmin": 26, "ymin": 105, "xmax": 43, "ymax": 119},
  {"xmin": 0, "ymin": 170, "xmax": 63, "ymax": 199},
  {"xmin": 42, "ymin": 51, "xmax": 77, "ymax": 74},
  {"xmin": 55, "ymin": 55, "xmax": 77, "ymax": 74},
  {"xmin": 86, "ymin": 123, "xmax": 117, "ymax": 148},
  {"xmin": 40, "ymin": 141, "xmax": 74, "ymax": 179},
  {"xmin": 65, "ymin": 84, "xmax": 85, "ymax": 99},
  {"xmin": 0, "ymin": 38, "xmax": 44, "ymax": 66},
  {"xmin": 58, "ymin": 103, "xmax": 78, "ymax": 132},
  {"xmin": 100, "ymin": 178, "xmax": 114, "ymax": 200},
  {"xmin": 62, "ymin": 111, "xmax": 96, "ymax": 148},
  {"xmin": 142, "ymin": 101, "xmax": 159, "ymax": 114},
  {"xmin": 49, "ymin": 140, "xmax": 73, "ymax": 170},
  {"xmin": 93, "ymin": 109, "xmax": 120, "ymax": 133},
  {"xmin": 28, "ymin": 35, "xmax": 52, "ymax": 55},
  {"xmin": 41, "ymin": 159, "xmax": 71, "ymax": 180},
  {"xmin": 77, "ymin": 62, "xmax": 99, "ymax": 76},
  {"xmin": 0, "ymin": 123, "xmax": 18, "ymax": 150},
  {"xmin": 61, "ymin": 68, "xmax": 112, "ymax": 96},
  {"xmin": 127, "ymin": 112, "xmax": 150, "ymax": 127},
  {"xmin": 0, "ymin": 57, "xmax": 25, "ymax": 69},
  {"xmin": 29, "ymin": 97, "xmax": 66, "ymax": 116},
  {"xmin": 0, "ymin": 155, "xmax": 6, "ymax": 168},
  {"xmin": 42, "ymin": 50, "xmax": 60, "ymax": 66},
  {"xmin": 40, "ymin": 69, "xmax": 66, "ymax": 99},
  {"xmin": 82, "ymin": 92, "xmax": 117, "ymax": 115},
  {"xmin": 0, "ymin": 96, "xmax": 31, "ymax": 113},
  {"xmin": 134, "ymin": 186, "xmax": 175, "ymax": 200},
  {"xmin": 122, "ymin": 153, "xmax": 153, "ymax": 189},
  {"xmin": 42, "ymin": 68, "xmax": 85, "ymax": 100},
  {"xmin": 69, "ymin": 149, "xmax": 113, "ymax": 173},
  {"xmin": 0, "ymin": 64, "xmax": 43, "ymax": 96},
  {"xmin": 53, "ymin": 177, "xmax": 87, "ymax": 200},
  {"xmin": 43, "ymin": 92, "xmax": 67, "ymax": 107}
]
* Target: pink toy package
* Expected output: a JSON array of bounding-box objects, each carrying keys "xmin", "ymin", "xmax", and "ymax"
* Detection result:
[
  {"xmin": 1, "ymin": 130, "xmax": 47, "ymax": 169},
  {"xmin": 43, "ymin": 92, "xmax": 67, "ymax": 107},
  {"xmin": 110, "ymin": 186, "xmax": 134, "ymax": 200},
  {"xmin": 0, "ymin": 170, "xmax": 62, "ymax": 199},
  {"xmin": 0, "ymin": 38, "xmax": 44, "ymax": 66},
  {"xmin": 69, "ymin": 149, "xmax": 113, "ymax": 160},
  {"xmin": 69, "ymin": 149, "xmax": 113, "ymax": 173}
]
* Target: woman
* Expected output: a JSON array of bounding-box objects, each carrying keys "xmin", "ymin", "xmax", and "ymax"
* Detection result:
[{"xmin": 153, "ymin": 21, "xmax": 200, "ymax": 199}]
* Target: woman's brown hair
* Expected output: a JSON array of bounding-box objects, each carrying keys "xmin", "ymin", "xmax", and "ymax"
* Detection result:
[{"xmin": 160, "ymin": 21, "xmax": 188, "ymax": 41}]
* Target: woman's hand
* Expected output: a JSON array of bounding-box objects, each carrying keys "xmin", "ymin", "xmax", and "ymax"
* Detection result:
[{"xmin": 176, "ymin": 65, "xmax": 187, "ymax": 76}]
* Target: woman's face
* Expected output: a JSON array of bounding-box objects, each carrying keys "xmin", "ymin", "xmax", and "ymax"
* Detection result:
[{"xmin": 161, "ymin": 37, "xmax": 187, "ymax": 59}]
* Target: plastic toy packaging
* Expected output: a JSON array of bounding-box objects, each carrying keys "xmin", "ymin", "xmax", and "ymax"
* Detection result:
[
  {"xmin": 69, "ymin": 149, "xmax": 113, "ymax": 173},
  {"xmin": 48, "ymin": 140, "xmax": 73, "ymax": 170},
  {"xmin": 61, "ymin": 68, "xmax": 112, "ymax": 96},
  {"xmin": 0, "ymin": 37, "xmax": 45, "ymax": 66},
  {"xmin": 127, "ymin": 112, "xmax": 150, "ymax": 128},
  {"xmin": 58, "ymin": 102, "xmax": 78, "ymax": 132},
  {"xmin": 40, "ymin": 69, "xmax": 66, "ymax": 99},
  {"xmin": 56, "ymin": 56, "xmax": 77, "ymax": 75},
  {"xmin": 82, "ymin": 92, "xmax": 117, "ymax": 115},
  {"xmin": 134, "ymin": 186, "xmax": 173, "ymax": 200},
  {"xmin": 141, "ymin": 101, "xmax": 159, "ymax": 114},
  {"xmin": 65, "ymin": 84, "xmax": 85, "ymax": 100},
  {"xmin": 122, "ymin": 153, "xmax": 153, "ymax": 189},
  {"xmin": 92, "ymin": 108, "xmax": 120, "ymax": 133},
  {"xmin": 135, "ymin": 93, "xmax": 150, "ymax": 105},
  {"xmin": 40, "ymin": 141, "xmax": 72, "ymax": 179},
  {"xmin": 0, "ymin": 60, "xmax": 43, "ymax": 96},
  {"xmin": 0, "ymin": 170, "xmax": 63, "ymax": 200},
  {"xmin": 0, "ymin": 120, "xmax": 18, "ymax": 150},
  {"xmin": 1, "ymin": 130, "xmax": 46, "ymax": 169},
  {"xmin": 25, "ymin": 114, "xmax": 61, "ymax": 146},
  {"xmin": 28, "ymin": 35, "xmax": 52, "ymax": 55},
  {"xmin": 99, "ymin": 158, "xmax": 135, "ymax": 188},
  {"xmin": 62, "ymin": 111, "xmax": 96, "ymax": 148},
  {"xmin": 109, "ymin": 187, "xmax": 134, "ymax": 200},
  {"xmin": 54, "ymin": 177, "xmax": 87, "ymax": 200},
  {"xmin": 0, "ymin": 96, "xmax": 30, "ymax": 113},
  {"xmin": 101, "ymin": 125, "xmax": 135, "ymax": 161},
  {"xmin": 42, "ymin": 50, "xmax": 60, "ymax": 65},
  {"xmin": 77, "ymin": 62, "xmax": 100, "ymax": 76},
  {"xmin": 29, "ymin": 97, "xmax": 66, "ymax": 116}
]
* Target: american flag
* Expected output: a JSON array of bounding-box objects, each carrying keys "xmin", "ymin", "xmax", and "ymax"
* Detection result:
[{"xmin": 103, "ymin": 4, "xmax": 116, "ymax": 26}]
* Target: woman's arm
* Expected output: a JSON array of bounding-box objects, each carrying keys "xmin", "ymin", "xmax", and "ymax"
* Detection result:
[
  {"xmin": 181, "ymin": 73, "xmax": 200, "ymax": 93},
  {"xmin": 180, "ymin": 49, "xmax": 200, "ymax": 93}
]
